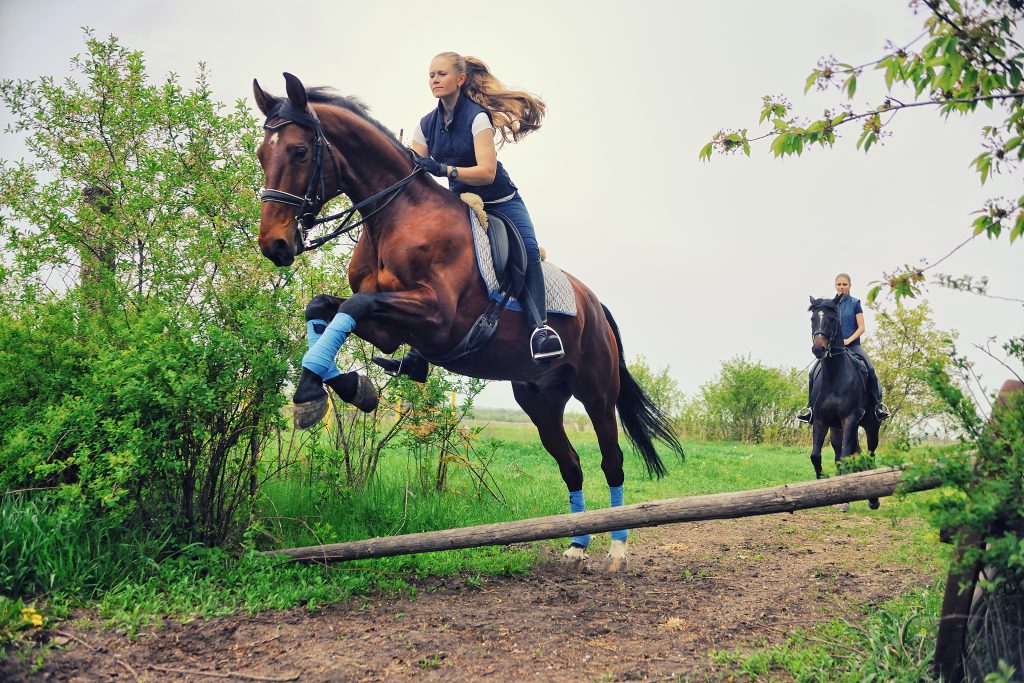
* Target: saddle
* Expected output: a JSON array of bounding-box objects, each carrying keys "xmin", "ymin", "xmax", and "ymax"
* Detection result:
[{"xmin": 484, "ymin": 210, "xmax": 528, "ymax": 303}]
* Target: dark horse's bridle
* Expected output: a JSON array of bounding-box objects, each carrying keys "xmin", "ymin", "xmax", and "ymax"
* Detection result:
[
  {"xmin": 809, "ymin": 301, "xmax": 846, "ymax": 358},
  {"xmin": 259, "ymin": 98, "xmax": 421, "ymax": 252}
]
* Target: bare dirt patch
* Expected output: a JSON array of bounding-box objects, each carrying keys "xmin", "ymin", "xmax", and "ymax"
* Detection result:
[{"xmin": 3, "ymin": 507, "xmax": 939, "ymax": 682}]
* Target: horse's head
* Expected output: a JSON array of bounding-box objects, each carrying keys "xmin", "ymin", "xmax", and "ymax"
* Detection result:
[
  {"xmin": 807, "ymin": 294, "xmax": 842, "ymax": 359},
  {"xmin": 253, "ymin": 73, "xmax": 340, "ymax": 267}
]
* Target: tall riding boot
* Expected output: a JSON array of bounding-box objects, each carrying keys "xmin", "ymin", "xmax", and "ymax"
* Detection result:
[
  {"xmin": 869, "ymin": 369, "xmax": 890, "ymax": 420},
  {"xmin": 372, "ymin": 348, "xmax": 430, "ymax": 383},
  {"xmin": 524, "ymin": 261, "xmax": 564, "ymax": 360},
  {"xmin": 797, "ymin": 375, "xmax": 813, "ymax": 423}
]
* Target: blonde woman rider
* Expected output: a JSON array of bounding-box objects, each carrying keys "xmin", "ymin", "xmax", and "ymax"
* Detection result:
[
  {"xmin": 373, "ymin": 52, "xmax": 563, "ymax": 382},
  {"xmin": 797, "ymin": 273, "xmax": 890, "ymax": 423}
]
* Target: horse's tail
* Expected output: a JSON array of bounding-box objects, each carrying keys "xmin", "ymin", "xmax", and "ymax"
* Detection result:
[{"xmin": 602, "ymin": 304, "xmax": 683, "ymax": 479}]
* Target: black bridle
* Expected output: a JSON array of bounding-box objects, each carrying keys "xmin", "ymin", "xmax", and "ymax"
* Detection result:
[
  {"xmin": 809, "ymin": 303, "xmax": 845, "ymax": 357},
  {"xmin": 259, "ymin": 99, "xmax": 421, "ymax": 252}
]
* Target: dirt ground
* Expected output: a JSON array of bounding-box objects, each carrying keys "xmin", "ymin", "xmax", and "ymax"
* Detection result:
[{"xmin": 3, "ymin": 507, "xmax": 939, "ymax": 682}]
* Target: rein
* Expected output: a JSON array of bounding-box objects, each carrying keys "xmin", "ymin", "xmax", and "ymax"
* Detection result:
[{"xmin": 259, "ymin": 100, "xmax": 421, "ymax": 252}]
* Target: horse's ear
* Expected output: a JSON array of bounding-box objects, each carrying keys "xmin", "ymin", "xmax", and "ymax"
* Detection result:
[
  {"xmin": 809, "ymin": 295, "xmax": 816, "ymax": 305},
  {"xmin": 253, "ymin": 79, "xmax": 275, "ymax": 117},
  {"xmin": 283, "ymin": 72, "xmax": 308, "ymax": 111},
  {"xmin": 832, "ymin": 293, "xmax": 843, "ymax": 304}
]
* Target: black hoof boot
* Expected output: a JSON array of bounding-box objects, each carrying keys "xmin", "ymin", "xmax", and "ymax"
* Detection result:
[
  {"xmin": 325, "ymin": 372, "xmax": 379, "ymax": 413},
  {"xmin": 293, "ymin": 368, "xmax": 328, "ymax": 430},
  {"xmin": 868, "ymin": 498, "xmax": 880, "ymax": 510},
  {"xmin": 530, "ymin": 326, "xmax": 564, "ymax": 361},
  {"xmin": 372, "ymin": 350, "xmax": 429, "ymax": 383}
]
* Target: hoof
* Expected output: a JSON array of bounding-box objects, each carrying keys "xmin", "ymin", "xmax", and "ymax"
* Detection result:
[
  {"xmin": 603, "ymin": 539, "xmax": 628, "ymax": 573},
  {"xmin": 350, "ymin": 374, "xmax": 378, "ymax": 413},
  {"xmin": 561, "ymin": 543, "xmax": 589, "ymax": 573},
  {"xmin": 868, "ymin": 498, "xmax": 880, "ymax": 510},
  {"xmin": 603, "ymin": 555, "xmax": 628, "ymax": 573},
  {"xmin": 293, "ymin": 394, "xmax": 328, "ymax": 430},
  {"xmin": 834, "ymin": 502, "xmax": 850, "ymax": 512}
]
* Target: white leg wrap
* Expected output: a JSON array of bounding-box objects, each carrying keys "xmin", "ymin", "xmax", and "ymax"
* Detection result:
[
  {"xmin": 602, "ymin": 539, "xmax": 629, "ymax": 572},
  {"xmin": 562, "ymin": 545, "xmax": 589, "ymax": 561},
  {"xmin": 607, "ymin": 539, "xmax": 628, "ymax": 561}
]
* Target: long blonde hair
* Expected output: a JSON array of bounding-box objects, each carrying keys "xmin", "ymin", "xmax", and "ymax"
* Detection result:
[{"xmin": 436, "ymin": 52, "xmax": 546, "ymax": 146}]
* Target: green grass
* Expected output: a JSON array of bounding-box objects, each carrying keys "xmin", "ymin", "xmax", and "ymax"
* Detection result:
[
  {"xmin": 2, "ymin": 420, "xmax": 946, "ymax": 658},
  {"xmin": 711, "ymin": 584, "xmax": 943, "ymax": 682}
]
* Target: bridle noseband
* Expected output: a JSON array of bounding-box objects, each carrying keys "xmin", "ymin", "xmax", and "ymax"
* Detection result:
[{"xmin": 259, "ymin": 98, "xmax": 421, "ymax": 252}]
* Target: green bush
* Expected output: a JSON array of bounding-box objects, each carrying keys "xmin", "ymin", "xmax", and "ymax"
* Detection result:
[
  {"xmin": 905, "ymin": 341, "xmax": 1024, "ymax": 677},
  {"xmin": 0, "ymin": 292, "xmax": 291, "ymax": 544},
  {"xmin": 0, "ymin": 33, "xmax": 298, "ymax": 547},
  {"xmin": 678, "ymin": 355, "xmax": 806, "ymax": 445}
]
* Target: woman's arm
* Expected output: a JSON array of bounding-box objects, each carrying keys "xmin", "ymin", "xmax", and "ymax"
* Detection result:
[
  {"xmin": 450, "ymin": 129, "xmax": 498, "ymax": 185},
  {"xmin": 846, "ymin": 312, "xmax": 866, "ymax": 346},
  {"xmin": 415, "ymin": 131, "xmax": 498, "ymax": 186}
]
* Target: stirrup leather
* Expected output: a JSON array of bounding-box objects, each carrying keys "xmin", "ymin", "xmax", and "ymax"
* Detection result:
[{"xmin": 531, "ymin": 325, "xmax": 565, "ymax": 360}]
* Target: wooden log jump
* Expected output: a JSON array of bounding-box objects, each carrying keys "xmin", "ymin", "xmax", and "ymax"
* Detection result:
[{"xmin": 267, "ymin": 467, "xmax": 941, "ymax": 564}]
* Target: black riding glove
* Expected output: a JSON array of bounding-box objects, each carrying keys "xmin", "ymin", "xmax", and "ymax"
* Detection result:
[{"xmin": 414, "ymin": 156, "xmax": 447, "ymax": 177}]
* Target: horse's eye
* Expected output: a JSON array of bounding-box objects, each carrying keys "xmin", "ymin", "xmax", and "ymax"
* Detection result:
[{"xmin": 291, "ymin": 147, "xmax": 308, "ymax": 161}]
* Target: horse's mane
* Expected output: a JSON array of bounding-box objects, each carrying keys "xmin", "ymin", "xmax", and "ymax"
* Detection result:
[{"xmin": 304, "ymin": 87, "xmax": 411, "ymax": 159}]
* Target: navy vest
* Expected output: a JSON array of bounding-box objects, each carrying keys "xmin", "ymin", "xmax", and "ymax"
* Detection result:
[
  {"xmin": 421, "ymin": 95, "xmax": 517, "ymax": 202},
  {"xmin": 838, "ymin": 294, "xmax": 862, "ymax": 345}
]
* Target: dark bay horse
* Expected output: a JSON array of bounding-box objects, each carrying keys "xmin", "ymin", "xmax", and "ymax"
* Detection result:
[
  {"xmin": 807, "ymin": 295, "xmax": 881, "ymax": 510},
  {"xmin": 253, "ymin": 73, "xmax": 683, "ymax": 567}
]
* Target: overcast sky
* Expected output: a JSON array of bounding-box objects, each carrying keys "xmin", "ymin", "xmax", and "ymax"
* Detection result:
[{"xmin": 2, "ymin": 0, "xmax": 1021, "ymax": 411}]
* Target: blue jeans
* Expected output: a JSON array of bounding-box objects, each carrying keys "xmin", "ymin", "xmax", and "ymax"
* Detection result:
[{"xmin": 485, "ymin": 192, "xmax": 540, "ymax": 265}]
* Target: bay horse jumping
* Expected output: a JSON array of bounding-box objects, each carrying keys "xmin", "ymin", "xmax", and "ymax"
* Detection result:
[
  {"xmin": 253, "ymin": 73, "xmax": 683, "ymax": 567},
  {"xmin": 806, "ymin": 295, "xmax": 881, "ymax": 510}
]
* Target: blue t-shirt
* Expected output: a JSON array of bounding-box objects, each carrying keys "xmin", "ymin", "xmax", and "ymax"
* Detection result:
[{"xmin": 838, "ymin": 295, "xmax": 863, "ymax": 345}]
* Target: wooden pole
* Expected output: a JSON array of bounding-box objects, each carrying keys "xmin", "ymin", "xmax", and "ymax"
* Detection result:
[{"xmin": 266, "ymin": 467, "xmax": 940, "ymax": 564}]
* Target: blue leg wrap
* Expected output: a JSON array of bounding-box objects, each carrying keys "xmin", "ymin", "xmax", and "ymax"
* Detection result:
[
  {"xmin": 569, "ymin": 489, "xmax": 591, "ymax": 547},
  {"xmin": 302, "ymin": 313, "xmax": 356, "ymax": 379},
  {"xmin": 305, "ymin": 320, "xmax": 341, "ymax": 381},
  {"xmin": 609, "ymin": 485, "xmax": 628, "ymax": 542}
]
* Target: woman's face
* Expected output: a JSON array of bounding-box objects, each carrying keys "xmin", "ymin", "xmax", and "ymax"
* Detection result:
[
  {"xmin": 428, "ymin": 56, "xmax": 464, "ymax": 100},
  {"xmin": 835, "ymin": 277, "xmax": 851, "ymax": 296}
]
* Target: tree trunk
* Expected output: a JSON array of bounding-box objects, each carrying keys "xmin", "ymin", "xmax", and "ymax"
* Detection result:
[{"xmin": 266, "ymin": 466, "xmax": 940, "ymax": 564}]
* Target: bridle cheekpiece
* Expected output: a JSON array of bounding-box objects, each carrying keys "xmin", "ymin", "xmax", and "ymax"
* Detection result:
[{"xmin": 259, "ymin": 98, "xmax": 421, "ymax": 252}]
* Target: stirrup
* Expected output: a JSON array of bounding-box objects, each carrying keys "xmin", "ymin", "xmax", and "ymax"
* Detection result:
[
  {"xmin": 874, "ymin": 402, "xmax": 890, "ymax": 421},
  {"xmin": 530, "ymin": 325, "xmax": 565, "ymax": 361},
  {"xmin": 796, "ymin": 407, "xmax": 813, "ymax": 424}
]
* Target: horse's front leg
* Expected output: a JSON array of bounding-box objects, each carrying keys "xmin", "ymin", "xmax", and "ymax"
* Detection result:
[
  {"xmin": 810, "ymin": 420, "xmax": 828, "ymax": 479},
  {"xmin": 292, "ymin": 295, "xmax": 379, "ymax": 427},
  {"xmin": 293, "ymin": 290, "xmax": 442, "ymax": 429}
]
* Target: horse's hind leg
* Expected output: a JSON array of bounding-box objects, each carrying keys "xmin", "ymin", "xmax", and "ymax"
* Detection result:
[
  {"xmin": 511, "ymin": 380, "xmax": 590, "ymax": 566},
  {"xmin": 829, "ymin": 426, "xmax": 843, "ymax": 467},
  {"xmin": 572, "ymin": 367, "xmax": 633, "ymax": 572},
  {"xmin": 866, "ymin": 419, "xmax": 881, "ymax": 510},
  {"xmin": 578, "ymin": 398, "xmax": 631, "ymax": 571}
]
